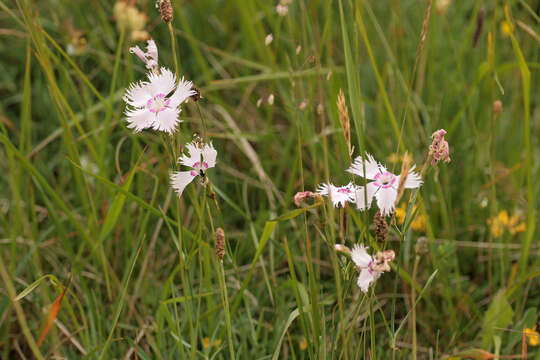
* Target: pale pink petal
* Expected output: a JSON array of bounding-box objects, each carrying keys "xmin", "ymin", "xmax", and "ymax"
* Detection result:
[
  {"xmin": 179, "ymin": 142, "xmax": 202, "ymax": 168},
  {"xmin": 146, "ymin": 39, "xmax": 158, "ymax": 64},
  {"xmin": 125, "ymin": 108, "xmax": 154, "ymax": 132},
  {"xmin": 147, "ymin": 67, "xmax": 176, "ymax": 96},
  {"xmin": 123, "ymin": 80, "xmax": 152, "ymax": 107},
  {"xmin": 152, "ymin": 107, "xmax": 180, "ymax": 134},
  {"xmin": 354, "ymin": 182, "xmax": 378, "ymax": 211},
  {"xmin": 357, "ymin": 268, "xmax": 375, "ymax": 292},
  {"xmin": 170, "ymin": 171, "xmax": 196, "ymax": 197},
  {"xmin": 347, "ymin": 153, "xmax": 386, "ymax": 180},
  {"xmin": 129, "ymin": 45, "xmax": 147, "ymax": 64},
  {"xmin": 169, "ymin": 77, "xmax": 196, "ymax": 108},
  {"xmin": 202, "ymin": 142, "xmax": 217, "ymax": 169},
  {"xmin": 375, "ymin": 186, "xmax": 397, "ymax": 215},
  {"xmin": 351, "ymin": 244, "xmax": 372, "ymax": 268}
]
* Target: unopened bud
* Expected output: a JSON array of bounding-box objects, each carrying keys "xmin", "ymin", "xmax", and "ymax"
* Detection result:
[{"xmin": 493, "ymin": 100, "xmax": 503, "ymax": 116}]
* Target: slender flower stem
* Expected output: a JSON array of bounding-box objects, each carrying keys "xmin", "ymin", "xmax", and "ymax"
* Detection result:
[
  {"xmin": 217, "ymin": 254, "xmax": 235, "ymax": 359},
  {"xmin": 168, "ymin": 22, "xmax": 180, "ymax": 76},
  {"xmin": 411, "ymin": 255, "xmax": 420, "ymax": 360}
]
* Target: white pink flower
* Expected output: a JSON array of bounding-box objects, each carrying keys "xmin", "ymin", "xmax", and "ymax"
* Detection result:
[
  {"xmin": 130, "ymin": 39, "xmax": 159, "ymax": 71},
  {"xmin": 351, "ymin": 244, "xmax": 395, "ymax": 292},
  {"xmin": 123, "ymin": 68, "xmax": 195, "ymax": 134},
  {"xmin": 316, "ymin": 183, "xmax": 358, "ymax": 208},
  {"xmin": 170, "ymin": 141, "xmax": 217, "ymax": 197},
  {"xmin": 347, "ymin": 153, "xmax": 422, "ymax": 215}
]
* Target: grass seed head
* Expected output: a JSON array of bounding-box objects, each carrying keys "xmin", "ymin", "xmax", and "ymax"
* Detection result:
[
  {"xmin": 373, "ymin": 211, "xmax": 388, "ymax": 243},
  {"xmin": 158, "ymin": 0, "xmax": 173, "ymax": 23},
  {"xmin": 215, "ymin": 228, "xmax": 226, "ymax": 260},
  {"xmin": 337, "ymin": 89, "xmax": 351, "ymax": 156}
]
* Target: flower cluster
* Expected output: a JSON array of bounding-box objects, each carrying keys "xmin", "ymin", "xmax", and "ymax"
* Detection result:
[
  {"xmin": 317, "ymin": 153, "xmax": 422, "ymax": 215},
  {"xmin": 487, "ymin": 210, "xmax": 526, "ymax": 238},
  {"xmin": 123, "ymin": 40, "xmax": 218, "ymax": 198}
]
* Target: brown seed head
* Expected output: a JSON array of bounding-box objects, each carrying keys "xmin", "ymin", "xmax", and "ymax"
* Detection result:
[
  {"xmin": 373, "ymin": 211, "xmax": 388, "ymax": 243},
  {"xmin": 159, "ymin": 0, "xmax": 173, "ymax": 23},
  {"xmin": 337, "ymin": 89, "xmax": 351, "ymax": 156},
  {"xmin": 215, "ymin": 228, "xmax": 225, "ymax": 260},
  {"xmin": 415, "ymin": 237, "xmax": 429, "ymax": 255}
]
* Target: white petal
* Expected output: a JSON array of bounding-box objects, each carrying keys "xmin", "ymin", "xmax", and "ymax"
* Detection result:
[
  {"xmin": 357, "ymin": 268, "xmax": 375, "ymax": 292},
  {"xmin": 152, "ymin": 107, "xmax": 180, "ymax": 134},
  {"xmin": 123, "ymin": 80, "xmax": 152, "ymax": 107},
  {"xmin": 354, "ymin": 182, "xmax": 378, "ymax": 211},
  {"xmin": 125, "ymin": 108, "xmax": 154, "ymax": 132},
  {"xmin": 404, "ymin": 166, "xmax": 423, "ymax": 188},
  {"xmin": 202, "ymin": 142, "xmax": 217, "ymax": 169},
  {"xmin": 148, "ymin": 67, "xmax": 176, "ymax": 96},
  {"xmin": 375, "ymin": 186, "xmax": 397, "ymax": 215},
  {"xmin": 351, "ymin": 244, "xmax": 372, "ymax": 268},
  {"xmin": 170, "ymin": 171, "xmax": 196, "ymax": 197},
  {"xmin": 317, "ymin": 183, "xmax": 355, "ymax": 208},
  {"xmin": 169, "ymin": 77, "xmax": 196, "ymax": 108},
  {"xmin": 179, "ymin": 142, "xmax": 202, "ymax": 168},
  {"xmin": 347, "ymin": 153, "xmax": 386, "ymax": 180}
]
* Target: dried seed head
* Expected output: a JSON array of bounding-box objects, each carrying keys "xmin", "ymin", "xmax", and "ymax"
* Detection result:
[
  {"xmin": 337, "ymin": 89, "xmax": 351, "ymax": 156},
  {"xmin": 159, "ymin": 0, "xmax": 173, "ymax": 23},
  {"xmin": 215, "ymin": 228, "xmax": 226, "ymax": 260},
  {"xmin": 373, "ymin": 211, "xmax": 388, "ymax": 243},
  {"xmin": 394, "ymin": 152, "xmax": 412, "ymax": 206},
  {"xmin": 415, "ymin": 237, "xmax": 429, "ymax": 255}
]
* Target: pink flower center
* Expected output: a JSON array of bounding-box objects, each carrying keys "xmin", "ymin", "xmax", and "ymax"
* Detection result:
[
  {"xmin": 337, "ymin": 187, "xmax": 352, "ymax": 194},
  {"xmin": 147, "ymin": 93, "xmax": 171, "ymax": 113},
  {"xmin": 373, "ymin": 172, "xmax": 396, "ymax": 189}
]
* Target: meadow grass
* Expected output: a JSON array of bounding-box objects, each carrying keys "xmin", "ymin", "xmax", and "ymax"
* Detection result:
[{"xmin": 1, "ymin": 0, "xmax": 539, "ymax": 358}]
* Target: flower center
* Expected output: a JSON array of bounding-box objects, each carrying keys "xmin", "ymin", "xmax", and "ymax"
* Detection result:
[
  {"xmin": 373, "ymin": 172, "xmax": 396, "ymax": 189},
  {"xmin": 337, "ymin": 187, "xmax": 352, "ymax": 194},
  {"xmin": 189, "ymin": 161, "xmax": 209, "ymax": 177},
  {"xmin": 147, "ymin": 93, "xmax": 170, "ymax": 113}
]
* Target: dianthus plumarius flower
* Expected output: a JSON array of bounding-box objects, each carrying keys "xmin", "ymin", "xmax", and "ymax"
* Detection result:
[
  {"xmin": 316, "ymin": 183, "xmax": 359, "ymax": 208},
  {"xmin": 351, "ymin": 244, "xmax": 395, "ymax": 292},
  {"xmin": 170, "ymin": 141, "xmax": 217, "ymax": 197},
  {"xmin": 123, "ymin": 68, "xmax": 195, "ymax": 133},
  {"xmin": 130, "ymin": 39, "xmax": 159, "ymax": 71},
  {"xmin": 347, "ymin": 153, "xmax": 422, "ymax": 215}
]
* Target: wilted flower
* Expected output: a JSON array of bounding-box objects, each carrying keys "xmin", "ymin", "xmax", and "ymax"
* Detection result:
[
  {"xmin": 348, "ymin": 153, "xmax": 422, "ymax": 215},
  {"xmin": 130, "ymin": 39, "xmax": 159, "ymax": 71},
  {"xmin": 293, "ymin": 191, "xmax": 321, "ymax": 206},
  {"xmin": 123, "ymin": 68, "xmax": 195, "ymax": 133},
  {"xmin": 351, "ymin": 244, "xmax": 394, "ymax": 292},
  {"xmin": 170, "ymin": 141, "xmax": 217, "ymax": 197},
  {"xmin": 317, "ymin": 183, "xmax": 358, "ymax": 208},
  {"xmin": 429, "ymin": 129, "xmax": 451, "ymax": 165}
]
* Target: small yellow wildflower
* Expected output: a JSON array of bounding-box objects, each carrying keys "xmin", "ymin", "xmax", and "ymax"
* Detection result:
[
  {"xmin": 203, "ymin": 337, "xmax": 211, "ymax": 349},
  {"xmin": 487, "ymin": 210, "xmax": 526, "ymax": 237},
  {"xmin": 395, "ymin": 205, "xmax": 426, "ymax": 232},
  {"xmin": 299, "ymin": 338, "xmax": 307, "ymax": 350},
  {"xmin": 500, "ymin": 21, "xmax": 512, "ymax": 37},
  {"xmin": 524, "ymin": 326, "xmax": 539, "ymax": 346}
]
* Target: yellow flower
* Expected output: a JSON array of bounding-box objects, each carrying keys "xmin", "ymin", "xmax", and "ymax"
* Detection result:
[
  {"xmin": 395, "ymin": 205, "xmax": 426, "ymax": 232},
  {"xmin": 511, "ymin": 222, "xmax": 526, "ymax": 234},
  {"xmin": 488, "ymin": 210, "xmax": 526, "ymax": 237},
  {"xmin": 299, "ymin": 338, "xmax": 307, "ymax": 350},
  {"xmin": 500, "ymin": 21, "xmax": 512, "ymax": 37},
  {"xmin": 203, "ymin": 337, "xmax": 211, "ymax": 349},
  {"xmin": 524, "ymin": 326, "xmax": 539, "ymax": 346}
]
